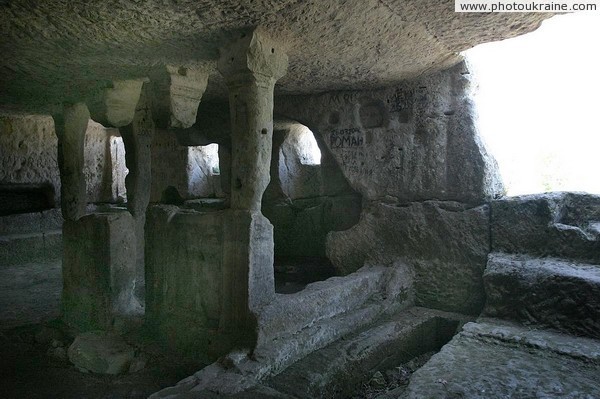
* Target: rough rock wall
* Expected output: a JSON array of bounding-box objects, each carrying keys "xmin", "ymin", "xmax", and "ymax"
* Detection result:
[
  {"xmin": 151, "ymin": 130, "xmax": 189, "ymax": 201},
  {"xmin": 491, "ymin": 192, "xmax": 600, "ymax": 263},
  {"xmin": 0, "ymin": 114, "xmax": 127, "ymax": 209},
  {"xmin": 275, "ymin": 62, "xmax": 502, "ymax": 315},
  {"xmin": 277, "ymin": 61, "xmax": 503, "ymax": 204},
  {"xmin": 0, "ymin": 114, "xmax": 61, "ymax": 204},
  {"xmin": 276, "ymin": 124, "xmax": 322, "ymax": 200},
  {"xmin": 62, "ymin": 211, "xmax": 139, "ymax": 332},
  {"xmin": 188, "ymin": 143, "xmax": 221, "ymax": 198},
  {"xmin": 263, "ymin": 195, "xmax": 362, "ymax": 259},
  {"xmin": 326, "ymin": 201, "xmax": 490, "ymax": 315}
]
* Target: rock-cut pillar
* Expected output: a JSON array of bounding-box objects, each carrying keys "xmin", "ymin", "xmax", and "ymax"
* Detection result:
[
  {"xmin": 218, "ymin": 27, "xmax": 288, "ymax": 211},
  {"xmin": 217, "ymin": 28, "xmax": 288, "ymax": 346},
  {"xmin": 120, "ymin": 84, "xmax": 154, "ymax": 301},
  {"xmin": 54, "ymin": 103, "xmax": 89, "ymax": 221},
  {"xmin": 58, "ymin": 81, "xmax": 146, "ymax": 333}
]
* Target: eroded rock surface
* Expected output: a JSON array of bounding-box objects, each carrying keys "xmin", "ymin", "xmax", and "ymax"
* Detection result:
[
  {"xmin": 145, "ymin": 205, "xmax": 224, "ymax": 360},
  {"xmin": 403, "ymin": 320, "xmax": 600, "ymax": 399},
  {"xmin": 492, "ymin": 192, "xmax": 600, "ymax": 263},
  {"xmin": 62, "ymin": 211, "xmax": 139, "ymax": 332},
  {"xmin": 484, "ymin": 253, "xmax": 600, "ymax": 339},
  {"xmin": 0, "ymin": 113, "xmax": 61, "ymax": 205},
  {"xmin": 0, "ymin": 1, "xmax": 550, "ymax": 111},
  {"xmin": 328, "ymin": 201, "xmax": 490, "ymax": 315},
  {"xmin": 277, "ymin": 62, "xmax": 503, "ymax": 204},
  {"xmin": 68, "ymin": 331, "xmax": 134, "ymax": 375}
]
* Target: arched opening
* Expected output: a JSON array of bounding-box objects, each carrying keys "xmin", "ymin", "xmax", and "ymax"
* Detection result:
[
  {"xmin": 263, "ymin": 121, "xmax": 362, "ymax": 294},
  {"xmin": 464, "ymin": 13, "xmax": 600, "ymax": 196},
  {"xmin": 277, "ymin": 123, "xmax": 322, "ymax": 200}
]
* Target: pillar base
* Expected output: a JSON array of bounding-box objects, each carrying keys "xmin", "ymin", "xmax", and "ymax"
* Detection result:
[
  {"xmin": 62, "ymin": 211, "xmax": 140, "ymax": 332},
  {"xmin": 145, "ymin": 206, "xmax": 275, "ymax": 359}
]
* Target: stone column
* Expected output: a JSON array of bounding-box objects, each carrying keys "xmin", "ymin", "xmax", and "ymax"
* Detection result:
[
  {"xmin": 120, "ymin": 84, "xmax": 154, "ymax": 301},
  {"xmin": 217, "ymin": 28, "xmax": 288, "ymax": 344},
  {"xmin": 54, "ymin": 103, "xmax": 89, "ymax": 221},
  {"xmin": 218, "ymin": 27, "xmax": 288, "ymax": 211},
  {"xmin": 59, "ymin": 82, "xmax": 146, "ymax": 333}
]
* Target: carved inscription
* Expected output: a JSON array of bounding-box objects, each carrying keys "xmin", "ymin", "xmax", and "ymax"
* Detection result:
[
  {"xmin": 328, "ymin": 128, "xmax": 373, "ymax": 178},
  {"xmin": 339, "ymin": 149, "xmax": 373, "ymax": 177},
  {"xmin": 329, "ymin": 128, "xmax": 363, "ymax": 149},
  {"xmin": 388, "ymin": 88, "xmax": 412, "ymax": 123}
]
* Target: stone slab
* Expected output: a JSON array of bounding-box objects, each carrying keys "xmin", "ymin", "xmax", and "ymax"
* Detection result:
[
  {"xmin": 267, "ymin": 307, "xmax": 469, "ymax": 399},
  {"xmin": 68, "ymin": 331, "xmax": 135, "ymax": 375},
  {"xmin": 145, "ymin": 205, "xmax": 225, "ymax": 360},
  {"xmin": 492, "ymin": 192, "xmax": 600, "ymax": 263},
  {"xmin": 327, "ymin": 200, "xmax": 490, "ymax": 315},
  {"xmin": 484, "ymin": 252, "xmax": 600, "ymax": 339},
  {"xmin": 62, "ymin": 211, "xmax": 138, "ymax": 332},
  {"xmin": 403, "ymin": 320, "xmax": 600, "ymax": 398}
]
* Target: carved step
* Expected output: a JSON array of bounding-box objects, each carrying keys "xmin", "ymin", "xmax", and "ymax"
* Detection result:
[
  {"xmin": 402, "ymin": 319, "xmax": 600, "ymax": 398},
  {"xmin": 483, "ymin": 252, "xmax": 600, "ymax": 339}
]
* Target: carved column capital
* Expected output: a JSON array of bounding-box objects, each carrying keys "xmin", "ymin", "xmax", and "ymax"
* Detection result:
[{"xmin": 218, "ymin": 27, "xmax": 288, "ymax": 87}]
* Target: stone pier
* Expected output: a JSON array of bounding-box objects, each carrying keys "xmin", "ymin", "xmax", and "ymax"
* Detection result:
[
  {"xmin": 120, "ymin": 85, "xmax": 154, "ymax": 301},
  {"xmin": 142, "ymin": 28, "xmax": 289, "ymax": 354},
  {"xmin": 56, "ymin": 83, "xmax": 145, "ymax": 332},
  {"xmin": 54, "ymin": 103, "xmax": 89, "ymax": 221},
  {"xmin": 216, "ymin": 28, "xmax": 287, "ymax": 346}
]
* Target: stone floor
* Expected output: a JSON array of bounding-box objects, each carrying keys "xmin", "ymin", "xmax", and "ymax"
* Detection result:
[
  {"xmin": 400, "ymin": 319, "xmax": 600, "ymax": 399},
  {"xmin": 0, "ymin": 259, "xmax": 62, "ymax": 329},
  {"xmin": 0, "ymin": 258, "xmax": 205, "ymax": 399},
  {"xmin": 3, "ymin": 258, "xmax": 600, "ymax": 398},
  {"xmin": 0, "ymin": 321, "xmax": 205, "ymax": 399}
]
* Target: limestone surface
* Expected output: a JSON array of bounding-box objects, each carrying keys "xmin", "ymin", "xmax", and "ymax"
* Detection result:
[
  {"xmin": 403, "ymin": 320, "xmax": 600, "ymax": 398},
  {"xmin": 150, "ymin": 265, "xmax": 414, "ymax": 398},
  {"xmin": 67, "ymin": 331, "xmax": 135, "ymax": 375},
  {"xmin": 145, "ymin": 205, "xmax": 224, "ymax": 360},
  {"xmin": 327, "ymin": 200, "xmax": 490, "ymax": 315},
  {"xmin": 219, "ymin": 27, "xmax": 288, "ymax": 211},
  {"xmin": 0, "ymin": 113, "xmax": 61, "ymax": 205},
  {"xmin": 54, "ymin": 103, "xmax": 89, "ymax": 221},
  {"xmin": 262, "ymin": 195, "xmax": 361, "ymax": 259},
  {"xmin": 492, "ymin": 192, "xmax": 600, "ymax": 263},
  {"xmin": 88, "ymin": 79, "xmax": 145, "ymax": 128},
  {"xmin": 277, "ymin": 62, "xmax": 503, "ymax": 204},
  {"xmin": 151, "ymin": 130, "xmax": 221, "ymax": 202},
  {"xmin": 484, "ymin": 252, "xmax": 600, "ymax": 339},
  {"xmin": 0, "ymin": 1, "xmax": 550, "ymax": 111},
  {"xmin": 267, "ymin": 308, "xmax": 468, "ymax": 399},
  {"xmin": 166, "ymin": 65, "xmax": 209, "ymax": 129},
  {"xmin": 83, "ymin": 120, "xmax": 126, "ymax": 204},
  {"xmin": 121, "ymin": 85, "xmax": 154, "ymax": 301},
  {"xmin": 62, "ymin": 211, "xmax": 139, "ymax": 332}
]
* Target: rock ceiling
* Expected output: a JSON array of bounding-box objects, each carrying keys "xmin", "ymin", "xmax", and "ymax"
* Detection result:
[{"xmin": 0, "ymin": 0, "xmax": 551, "ymax": 112}]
